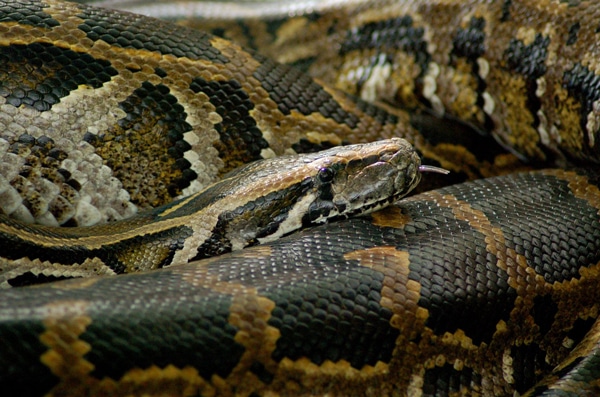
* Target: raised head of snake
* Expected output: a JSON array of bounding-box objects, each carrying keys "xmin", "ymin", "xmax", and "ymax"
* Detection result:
[{"xmin": 0, "ymin": 138, "xmax": 440, "ymax": 286}]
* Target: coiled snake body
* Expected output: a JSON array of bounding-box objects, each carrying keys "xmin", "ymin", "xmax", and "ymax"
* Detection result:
[{"xmin": 0, "ymin": 0, "xmax": 600, "ymax": 396}]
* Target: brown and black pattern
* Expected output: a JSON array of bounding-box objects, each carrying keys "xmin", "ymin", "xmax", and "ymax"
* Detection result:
[
  {"xmin": 2, "ymin": 0, "xmax": 600, "ymax": 396},
  {"xmin": 194, "ymin": 0, "xmax": 600, "ymax": 165},
  {"xmin": 0, "ymin": 137, "xmax": 422, "ymax": 287},
  {"xmin": 0, "ymin": 0, "xmax": 523, "ymax": 226},
  {"xmin": 1, "ymin": 169, "xmax": 599, "ymax": 396}
]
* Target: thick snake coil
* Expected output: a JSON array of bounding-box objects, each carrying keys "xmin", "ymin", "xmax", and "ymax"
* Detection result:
[
  {"xmin": 0, "ymin": 0, "xmax": 600, "ymax": 396},
  {"xmin": 0, "ymin": 138, "xmax": 426, "ymax": 284}
]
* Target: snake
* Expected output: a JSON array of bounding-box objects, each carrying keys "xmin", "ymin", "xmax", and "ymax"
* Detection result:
[
  {"xmin": 0, "ymin": 138, "xmax": 431, "ymax": 285},
  {"xmin": 0, "ymin": 0, "xmax": 599, "ymax": 396}
]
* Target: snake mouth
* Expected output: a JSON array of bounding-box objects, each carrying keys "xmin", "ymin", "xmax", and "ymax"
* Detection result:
[
  {"xmin": 304, "ymin": 189, "xmax": 408, "ymax": 226},
  {"xmin": 328, "ymin": 181, "xmax": 416, "ymax": 222},
  {"xmin": 331, "ymin": 189, "xmax": 409, "ymax": 221},
  {"xmin": 330, "ymin": 163, "xmax": 450, "ymax": 220},
  {"xmin": 337, "ymin": 199, "xmax": 392, "ymax": 220}
]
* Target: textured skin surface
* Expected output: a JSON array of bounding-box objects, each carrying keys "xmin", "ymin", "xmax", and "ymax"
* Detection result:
[
  {"xmin": 0, "ymin": 138, "xmax": 422, "ymax": 286},
  {"xmin": 0, "ymin": 0, "xmax": 524, "ymax": 228},
  {"xmin": 183, "ymin": 0, "xmax": 600, "ymax": 164},
  {"xmin": 1, "ymin": 169, "xmax": 600, "ymax": 396},
  {"xmin": 1, "ymin": 0, "xmax": 600, "ymax": 396}
]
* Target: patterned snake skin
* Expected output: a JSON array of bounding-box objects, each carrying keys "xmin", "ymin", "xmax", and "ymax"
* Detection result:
[{"xmin": 0, "ymin": 0, "xmax": 600, "ymax": 396}]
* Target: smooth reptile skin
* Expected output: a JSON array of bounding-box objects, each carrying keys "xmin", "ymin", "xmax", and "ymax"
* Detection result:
[{"xmin": 0, "ymin": 0, "xmax": 600, "ymax": 396}]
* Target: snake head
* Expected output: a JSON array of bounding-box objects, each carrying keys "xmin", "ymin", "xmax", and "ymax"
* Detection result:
[
  {"xmin": 204, "ymin": 138, "xmax": 441, "ymax": 252},
  {"xmin": 300, "ymin": 137, "xmax": 424, "ymax": 224}
]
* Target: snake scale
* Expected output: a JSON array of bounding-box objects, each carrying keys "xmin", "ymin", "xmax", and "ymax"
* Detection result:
[{"xmin": 0, "ymin": 0, "xmax": 600, "ymax": 396}]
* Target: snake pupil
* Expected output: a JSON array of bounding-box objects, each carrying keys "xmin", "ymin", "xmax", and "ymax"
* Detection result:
[{"xmin": 318, "ymin": 167, "xmax": 335, "ymax": 183}]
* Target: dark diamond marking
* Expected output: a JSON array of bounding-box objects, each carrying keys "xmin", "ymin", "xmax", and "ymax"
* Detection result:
[
  {"xmin": 0, "ymin": 0, "xmax": 59, "ymax": 28},
  {"xmin": 189, "ymin": 77, "xmax": 269, "ymax": 171},
  {"xmin": 253, "ymin": 55, "xmax": 361, "ymax": 127},
  {"xmin": 76, "ymin": 4, "xmax": 228, "ymax": 62},
  {"xmin": 505, "ymin": 34, "xmax": 549, "ymax": 79},
  {"xmin": 0, "ymin": 43, "xmax": 117, "ymax": 112}
]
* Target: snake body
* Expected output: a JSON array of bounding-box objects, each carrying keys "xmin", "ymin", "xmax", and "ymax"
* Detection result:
[
  {"xmin": 2, "ymin": 168, "xmax": 600, "ymax": 397},
  {"xmin": 0, "ymin": 138, "xmax": 422, "ymax": 286},
  {"xmin": 0, "ymin": 0, "xmax": 600, "ymax": 396}
]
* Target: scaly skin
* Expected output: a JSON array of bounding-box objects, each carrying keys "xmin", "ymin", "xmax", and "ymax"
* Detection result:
[{"xmin": 0, "ymin": 1, "xmax": 599, "ymax": 396}]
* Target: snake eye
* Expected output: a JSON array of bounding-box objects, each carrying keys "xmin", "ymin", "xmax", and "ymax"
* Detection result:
[{"xmin": 318, "ymin": 167, "xmax": 335, "ymax": 183}]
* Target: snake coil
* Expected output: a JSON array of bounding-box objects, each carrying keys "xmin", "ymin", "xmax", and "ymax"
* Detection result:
[{"xmin": 0, "ymin": 0, "xmax": 599, "ymax": 396}]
